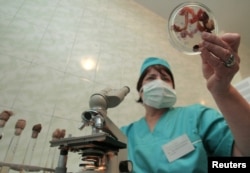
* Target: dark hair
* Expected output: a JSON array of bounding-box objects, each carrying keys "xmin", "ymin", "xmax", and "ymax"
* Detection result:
[{"xmin": 136, "ymin": 65, "xmax": 175, "ymax": 103}]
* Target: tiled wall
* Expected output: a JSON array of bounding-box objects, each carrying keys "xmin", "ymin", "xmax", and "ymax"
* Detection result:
[{"xmin": 0, "ymin": 0, "xmax": 244, "ymax": 172}]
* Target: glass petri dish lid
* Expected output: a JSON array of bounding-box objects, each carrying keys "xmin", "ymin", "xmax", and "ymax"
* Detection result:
[{"xmin": 168, "ymin": 2, "xmax": 218, "ymax": 55}]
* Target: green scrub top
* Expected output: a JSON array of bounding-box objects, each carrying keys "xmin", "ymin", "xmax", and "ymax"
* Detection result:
[{"xmin": 120, "ymin": 104, "xmax": 234, "ymax": 173}]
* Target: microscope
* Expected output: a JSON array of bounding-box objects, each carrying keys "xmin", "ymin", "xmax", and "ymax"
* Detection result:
[{"xmin": 50, "ymin": 86, "xmax": 133, "ymax": 173}]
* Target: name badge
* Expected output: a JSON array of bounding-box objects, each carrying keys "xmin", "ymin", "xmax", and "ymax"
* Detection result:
[{"xmin": 162, "ymin": 134, "xmax": 194, "ymax": 162}]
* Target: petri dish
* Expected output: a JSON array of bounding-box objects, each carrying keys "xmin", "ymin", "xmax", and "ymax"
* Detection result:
[{"xmin": 168, "ymin": 2, "xmax": 218, "ymax": 55}]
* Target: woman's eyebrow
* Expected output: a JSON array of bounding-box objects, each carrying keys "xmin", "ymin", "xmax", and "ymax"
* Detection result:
[{"xmin": 146, "ymin": 73, "xmax": 157, "ymax": 77}]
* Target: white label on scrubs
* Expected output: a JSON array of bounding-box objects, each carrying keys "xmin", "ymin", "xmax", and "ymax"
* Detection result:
[{"xmin": 162, "ymin": 134, "xmax": 194, "ymax": 162}]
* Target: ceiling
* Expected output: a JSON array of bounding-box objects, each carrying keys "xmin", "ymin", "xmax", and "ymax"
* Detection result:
[{"xmin": 134, "ymin": 0, "xmax": 250, "ymax": 78}]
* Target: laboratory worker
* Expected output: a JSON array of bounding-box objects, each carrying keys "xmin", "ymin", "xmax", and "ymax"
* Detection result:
[{"xmin": 121, "ymin": 32, "xmax": 250, "ymax": 173}]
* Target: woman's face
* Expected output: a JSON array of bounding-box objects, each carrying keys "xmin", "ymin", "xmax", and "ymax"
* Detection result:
[
  {"xmin": 139, "ymin": 67, "xmax": 174, "ymax": 100},
  {"xmin": 136, "ymin": 65, "xmax": 175, "ymax": 103}
]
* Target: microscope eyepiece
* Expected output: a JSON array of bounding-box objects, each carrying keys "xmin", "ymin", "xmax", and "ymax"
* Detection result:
[{"xmin": 82, "ymin": 111, "xmax": 92, "ymax": 121}]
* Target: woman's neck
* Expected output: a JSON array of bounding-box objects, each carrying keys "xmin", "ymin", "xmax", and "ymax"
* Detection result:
[{"xmin": 144, "ymin": 106, "xmax": 168, "ymax": 131}]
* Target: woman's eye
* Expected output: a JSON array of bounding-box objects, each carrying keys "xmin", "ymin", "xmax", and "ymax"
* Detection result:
[
  {"xmin": 146, "ymin": 77, "xmax": 155, "ymax": 80},
  {"xmin": 162, "ymin": 77, "xmax": 169, "ymax": 81},
  {"xmin": 165, "ymin": 79, "xmax": 172, "ymax": 83}
]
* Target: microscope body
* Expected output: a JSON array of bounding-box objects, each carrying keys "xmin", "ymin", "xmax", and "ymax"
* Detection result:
[{"xmin": 50, "ymin": 87, "xmax": 132, "ymax": 173}]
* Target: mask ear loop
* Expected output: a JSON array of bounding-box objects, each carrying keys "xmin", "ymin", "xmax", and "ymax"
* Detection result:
[
  {"xmin": 139, "ymin": 87, "xmax": 144, "ymax": 103},
  {"xmin": 139, "ymin": 87, "xmax": 143, "ymax": 93}
]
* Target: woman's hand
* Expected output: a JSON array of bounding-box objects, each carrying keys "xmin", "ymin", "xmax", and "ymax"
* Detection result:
[{"xmin": 199, "ymin": 32, "xmax": 241, "ymax": 95}]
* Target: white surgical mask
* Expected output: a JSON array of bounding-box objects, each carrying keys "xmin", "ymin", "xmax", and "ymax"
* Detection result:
[{"xmin": 142, "ymin": 79, "xmax": 177, "ymax": 109}]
